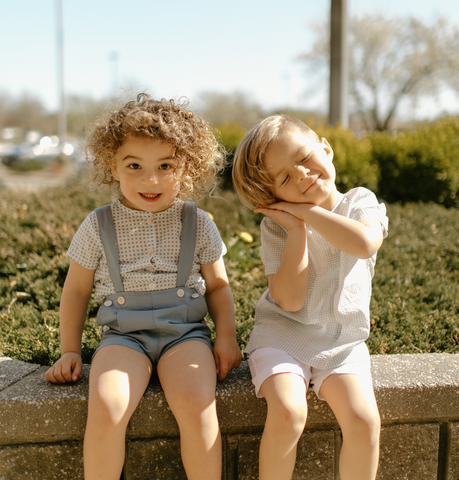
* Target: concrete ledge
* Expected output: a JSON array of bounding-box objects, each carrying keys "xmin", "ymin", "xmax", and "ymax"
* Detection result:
[{"xmin": 1, "ymin": 353, "xmax": 458, "ymax": 479}]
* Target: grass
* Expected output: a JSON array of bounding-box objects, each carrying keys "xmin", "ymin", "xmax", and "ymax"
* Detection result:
[{"xmin": 1, "ymin": 172, "xmax": 459, "ymax": 365}]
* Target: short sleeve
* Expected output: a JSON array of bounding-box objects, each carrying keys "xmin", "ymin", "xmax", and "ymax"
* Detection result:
[
  {"xmin": 347, "ymin": 188, "xmax": 389, "ymax": 238},
  {"xmin": 196, "ymin": 209, "xmax": 227, "ymax": 264},
  {"xmin": 260, "ymin": 217, "xmax": 288, "ymax": 277},
  {"xmin": 67, "ymin": 211, "xmax": 103, "ymax": 270}
]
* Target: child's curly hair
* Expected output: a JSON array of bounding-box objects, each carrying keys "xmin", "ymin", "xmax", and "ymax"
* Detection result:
[
  {"xmin": 232, "ymin": 114, "xmax": 320, "ymax": 208},
  {"xmin": 86, "ymin": 93, "xmax": 225, "ymax": 198}
]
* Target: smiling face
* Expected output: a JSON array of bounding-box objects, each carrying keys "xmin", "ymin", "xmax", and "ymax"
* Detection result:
[
  {"xmin": 111, "ymin": 136, "xmax": 182, "ymax": 213},
  {"xmin": 263, "ymin": 130, "xmax": 339, "ymax": 211}
]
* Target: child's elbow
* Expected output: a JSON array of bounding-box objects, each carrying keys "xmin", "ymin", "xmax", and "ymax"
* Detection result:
[
  {"xmin": 274, "ymin": 295, "xmax": 304, "ymax": 313},
  {"xmin": 356, "ymin": 238, "xmax": 383, "ymax": 259}
]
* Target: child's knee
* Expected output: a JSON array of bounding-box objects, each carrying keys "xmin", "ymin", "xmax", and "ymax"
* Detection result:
[
  {"xmin": 170, "ymin": 388, "xmax": 217, "ymax": 426},
  {"xmin": 343, "ymin": 407, "xmax": 380, "ymax": 445},
  {"xmin": 267, "ymin": 398, "xmax": 308, "ymax": 437},
  {"xmin": 88, "ymin": 388, "xmax": 131, "ymax": 429}
]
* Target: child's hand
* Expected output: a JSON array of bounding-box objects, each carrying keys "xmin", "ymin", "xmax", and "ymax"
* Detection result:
[
  {"xmin": 45, "ymin": 352, "xmax": 82, "ymax": 384},
  {"xmin": 213, "ymin": 335, "xmax": 242, "ymax": 382},
  {"xmin": 255, "ymin": 204, "xmax": 305, "ymax": 231}
]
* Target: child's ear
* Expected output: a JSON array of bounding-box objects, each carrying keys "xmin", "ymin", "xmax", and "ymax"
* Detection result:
[
  {"xmin": 110, "ymin": 162, "xmax": 120, "ymax": 181},
  {"xmin": 321, "ymin": 138, "xmax": 334, "ymax": 162}
]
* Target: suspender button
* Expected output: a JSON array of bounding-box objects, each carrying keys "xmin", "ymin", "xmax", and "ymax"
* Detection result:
[
  {"xmin": 104, "ymin": 300, "xmax": 113, "ymax": 307},
  {"xmin": 117, "ymin": 296, "xmax": 126, "ymax": 305},
  {"xmin": 177, "ymin": 289, "xmax": 185, "ymax": 298},
  {"xmin": 191, "ymin": 293, "xmax": 199, "ymax": 298}
]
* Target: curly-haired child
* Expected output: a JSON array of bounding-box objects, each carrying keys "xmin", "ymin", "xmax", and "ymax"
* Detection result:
[
  {"xmin": 45, "ymin": 93, "xmax": 242, "ymax": 480},
  {"xmin": 232, "ymin": 114, "xmax": 388, "ymax": 480}
]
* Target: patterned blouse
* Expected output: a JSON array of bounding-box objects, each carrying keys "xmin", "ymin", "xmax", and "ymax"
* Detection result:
[{"xmin": 67, "ymin": 199, "xmax": 226, "ymax": 303}]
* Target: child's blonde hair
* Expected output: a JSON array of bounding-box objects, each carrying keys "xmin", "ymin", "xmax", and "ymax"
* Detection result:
[
  {"xmin": 86, "ymin": 93, "xmax": 225, "ymax": 198},
  {"xmin": 232, "ymin": 114, "xmax": 320, "ymax": 208}
]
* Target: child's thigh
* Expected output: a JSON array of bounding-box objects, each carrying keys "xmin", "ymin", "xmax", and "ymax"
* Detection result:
[
  {"xmin": 89, "ymin": 345, "xmax": 152, "ymax": 420},
  {"xmin": 319, "ymin": 373, "xmax": 379, "ymax": 431},
  {"xmin": 157, "ymin": 340, "xmax": 217, "ymax": 411}
]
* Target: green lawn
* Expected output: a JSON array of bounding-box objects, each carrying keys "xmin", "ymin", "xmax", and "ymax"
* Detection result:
[{"xmin": 2, "ymin": 173, "xmax": 459, "ymax": 365}]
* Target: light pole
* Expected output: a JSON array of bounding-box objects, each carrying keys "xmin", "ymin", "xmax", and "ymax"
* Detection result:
[
  {"xmin": 56, "ymin": 0, "xmax": 66, "ymax": 141},
  {"xmin": 329, "ymin": 0, "xmax": 349, "ymax": 128},
  {"xmin": 109, "ymin": 51, "xmax": 120, "ymax": 97}
]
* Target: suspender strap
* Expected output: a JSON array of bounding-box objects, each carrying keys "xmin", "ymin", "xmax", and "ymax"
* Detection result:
[
  {"xmin": 95, "ymin": 205, "xmax": 124, "ymax": 293},
  {"xmin": 176, "ymin": 201, "xmax": 197, "ymax": 287},
  {"xmin": 95, "ymin": 201, "xmax": 198, "ymax": 292}
]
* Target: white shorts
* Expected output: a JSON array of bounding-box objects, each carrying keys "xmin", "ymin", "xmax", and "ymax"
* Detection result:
[{"xmin": 248, "ymin": 347, "xmax": 373, "ymax": 401}]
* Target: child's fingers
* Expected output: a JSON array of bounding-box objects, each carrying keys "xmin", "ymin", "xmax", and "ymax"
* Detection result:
[
  {"xmin": 44, "ymin": 367, "xmax": 59, "ymax": 384},
  {"xmin": 217, "ymin": 358, "xmax": 229, "ymax": 382},
  {"xmin": 214, "ymin": 351, "xmax": 220, "ymax": 377},
  {"xmin": 71, "ymin": 362, "xmax": 82, "ymax": 382},
  {"xmin": 49, "ymin": 364, "xmax": 66, "ymax": 384}
]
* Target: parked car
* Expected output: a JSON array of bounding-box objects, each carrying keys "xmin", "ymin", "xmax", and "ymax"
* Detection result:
[{"xmin": 1, "ymin": 135, "xmax": 84, "ymax": 168}]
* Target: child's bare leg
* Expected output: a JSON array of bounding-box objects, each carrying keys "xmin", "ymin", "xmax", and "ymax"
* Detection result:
[
  {"xmin": 258, "ymin": 373, "xmax": 308, "ymax": 480},
  {"xmin": 84, "ymin": 345, "xmax": 152, "ymax": 480},
  {"xmin": 319, "ymin": 374, "xmax": 380, "ymax": 480},
  {"xmin": 157, "ymin": 340, "xmax": 221, "ymax": 480}
]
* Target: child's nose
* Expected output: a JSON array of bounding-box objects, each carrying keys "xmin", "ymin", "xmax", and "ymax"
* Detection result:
[
  {"xmin": 143, "ymin": 172, "xmax": 159, "ymax": 184},
  {"xmin": 295, "ymin": 164, "xmax": 309, "ymax": 180}
]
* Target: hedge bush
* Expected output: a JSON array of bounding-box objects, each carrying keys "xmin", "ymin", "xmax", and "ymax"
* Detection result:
[
  {"xmin": 369, "ymin": 117, "xmax": 459, "ymax": 207},
  {"xmin": 214, "ymin": 115, "xmax": 459, "ymax": 207},
  {"xmin": 2, "ymin": 175, "xmax": 459, "ymax": 366}
]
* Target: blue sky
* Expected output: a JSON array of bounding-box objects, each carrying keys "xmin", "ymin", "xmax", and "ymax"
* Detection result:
[{"xmin": 2, "ymin": 0, "xmax": 459, "ymax": 119}]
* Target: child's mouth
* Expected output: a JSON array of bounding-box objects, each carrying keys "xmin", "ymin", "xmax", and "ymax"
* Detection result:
[{"xmin": 140, "ymin": 193, "xmax": 161, "ymax": 201}]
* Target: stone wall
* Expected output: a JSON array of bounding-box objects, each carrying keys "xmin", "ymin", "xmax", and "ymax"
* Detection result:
[{"xmin": 1, "ymin": 353, "xmax": 458, "ymax": 479}]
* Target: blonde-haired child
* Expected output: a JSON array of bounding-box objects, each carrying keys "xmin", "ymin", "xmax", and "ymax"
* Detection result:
[
  {"xmin": 45, "ymin": 93, "xmax": 242, "ymax": 480},
  {"xmin": 232, "ymin": 114, "xmax": 388, "ymax": 480}
]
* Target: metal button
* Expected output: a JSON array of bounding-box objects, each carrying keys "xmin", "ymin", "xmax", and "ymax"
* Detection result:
[
  {"xmin": 177, "ymin": 289, "xmax": 185, "ymax": 298},
  {"xmin": 102, "ymin": 325, "xmax": 110, "ymax": 332},
  {"xmin": 149, "ymin": 283, "xmax": 156, "ymax": 290},
  {"xmin": 191, "ymin": 293, "xmax": 199, "ymax": 299},
  {"xmin": 104, "ymin": 300, "xmax": 113, "ymax": 307},
  {"xmin": 117, "ymin": 296, "xmax": 126, "ymax": 305}
]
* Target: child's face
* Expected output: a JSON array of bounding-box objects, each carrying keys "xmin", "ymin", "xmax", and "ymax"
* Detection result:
[
  {"xmin": 263, "ymin": 131, "xmax": 338, "ymax": 211},
  {"xmin": 111, "ymin": 135, "xmax": 182, "ymax": 213}
]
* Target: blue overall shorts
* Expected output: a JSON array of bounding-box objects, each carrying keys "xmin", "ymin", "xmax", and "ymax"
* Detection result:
[{"xmin": 93, "ymin": 201, "xmax": 213, "ymax": 365}]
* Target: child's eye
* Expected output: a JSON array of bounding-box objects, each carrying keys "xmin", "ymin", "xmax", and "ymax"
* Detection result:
[
  {"xmin": 281, "ymin": 174, "xmax": 289, "ymax": 186},
  {"xmin": 159, "ymin": 163, "xmax": 172, "ymax": 171},
  {"xmin": 128, "ymin": 163, "xmax": 141, "ymax": 170}
]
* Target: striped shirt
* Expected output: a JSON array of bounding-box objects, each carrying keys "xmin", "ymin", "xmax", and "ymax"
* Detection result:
[{"xmin": 246, "ymin": 187, "xmax": 389, "ymax": 369}]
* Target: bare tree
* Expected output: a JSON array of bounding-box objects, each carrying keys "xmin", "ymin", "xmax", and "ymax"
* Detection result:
[
  {"xmin": 299, "ymin": 14, "xmax": 459, "ymax": 131},
  {"xmin": 194, "ymin": 91, "xmax": 264, "ymax": 130}
]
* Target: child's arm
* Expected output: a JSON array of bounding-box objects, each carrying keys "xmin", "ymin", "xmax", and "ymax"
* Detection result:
[
  {"xmin": 201, "ymin": 257, "xmax": 242, "ymax": 381},
  {"xmin": 254, "ymin": 208, "xmax": 310, "ymax": 312},
  {"xmin": 258, "ymin": 202, "xmax": 384, "ymax": 259},
  {"xmin": 45, "ymin": 260, "xmax": 95, "ymax": 384}
]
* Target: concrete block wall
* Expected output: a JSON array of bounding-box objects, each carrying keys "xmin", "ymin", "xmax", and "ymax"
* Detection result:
[{"xmin": 1, "ymin": 353, "xmax": 458, "ymax": 479}]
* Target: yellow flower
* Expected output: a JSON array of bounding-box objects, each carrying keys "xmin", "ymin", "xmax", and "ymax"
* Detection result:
[{"xmin": 235, "ymin": 230, "xmax": 253, "ymax": 243}]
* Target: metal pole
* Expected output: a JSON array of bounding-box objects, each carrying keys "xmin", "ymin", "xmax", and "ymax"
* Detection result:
[
  {"xmin": 109, "ymin": 51, "xmax": 120, "ymax": 97},
  {"xmin": 56, "ymin": 0, "xmax": 66, "ymax": 140},
  {"xmin": 329, "ymin": 0, "xmax": 349, "ymax": 128}
]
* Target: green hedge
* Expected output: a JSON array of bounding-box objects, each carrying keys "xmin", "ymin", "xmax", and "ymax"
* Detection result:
[
  {"xmin": 369, "ymin": 117, "xmax": 459, "ymax": 207},
  {"xmin": 2, "ymin": 176, "xmax": 459, "ymax": 365},
  {"xmin": 214, "ymin": 115, "xmax": 459, "ymax": 207}
]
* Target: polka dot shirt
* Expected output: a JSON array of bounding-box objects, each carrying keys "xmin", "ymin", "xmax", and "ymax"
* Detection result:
[{"xmin": 67, "ymin": 199, "xmax": 226, "ymax": 303}]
